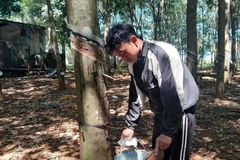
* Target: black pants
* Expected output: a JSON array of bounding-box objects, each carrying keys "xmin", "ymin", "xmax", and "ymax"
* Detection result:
[{"xmin": 152, "ymin": 112, "xmax": 195, "ymax": 160}]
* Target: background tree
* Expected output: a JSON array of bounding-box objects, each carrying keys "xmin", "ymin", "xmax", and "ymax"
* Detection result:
[
  {"xmin": 216, "ymin": 0, "xmax": 230, "ymax": 98},
  {"xmin": 51, "ymin": 0, "xmax": 69, "ymax": 65},
  {"xmin": 97, "ymin": 0, "xmax": 112, "ymax": 73},
  {"xmin": 149, "ymin": 0, "xmax": 161, "ymax": 40},
  {"xmin": 65, "ymin": 0, "xmax": 112, "ymax": 159},
  {"xmin": 0, "ymin": 80, "xmax": 3, "ymax": 100},
  {"xmin": 1, "ymin": 0, "xmax": 240, "ymax": 111},
  {"xmin": 19, "ymin": 0, "xmax": 47, "ymax": 25},
  {"xmin": 0, "ymin": 50, "xmax": 3, "ymax": 100},
  {"xmin": 20, "ymin": 0, "xmax": 69, "ymax": 57},
  {"xmin": 0, "ymin": 0, "xmax": 21, "ymax": 18},
  {"xmin": 46, "ymin": 0, "xmax": 65, "ymax": 90},
  {"xmin": 230, "ymin": 0, "xmax": 237, "ymax": 77},
  {"xmin": 187, "ymin": 0, "xmax": 198, "ymax": 79}
]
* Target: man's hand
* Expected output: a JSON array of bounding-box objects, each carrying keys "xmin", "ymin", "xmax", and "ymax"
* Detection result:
[
  {"xmin": 121, "ymin": 128, "xmax": 134, "ymax": 138},
  {"xmin": 154, "ymin": 134, "xmax": 172, "ymax": 155}
]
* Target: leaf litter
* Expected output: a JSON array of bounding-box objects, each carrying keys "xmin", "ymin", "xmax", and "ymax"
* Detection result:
[{"xmin": 0, "ymin": 70, "xmax": 239, "ymax": 160}]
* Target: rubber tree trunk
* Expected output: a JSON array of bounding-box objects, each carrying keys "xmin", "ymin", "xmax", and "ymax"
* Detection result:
[
  {"xmin": 103, "ymin": 0, "xmax": 111, "ymax": 74},
  {"xmin": 216, "ymin": 0, "xmax": 230, "ymax": 98},
  {"xmin": 46, "ymin": 0, "xmax": 65, "ymax": 90},
  {"xmin": 65, "ymin": 0, "xmax": 112, "ymax": 160},
  {"xmin": 230, "ymin": 0, "xmax": 236, "ymax": 78},
  {"xmin": 0, "ymin": 80, "xmax": 3, "ymax": 100},
  {"xmin": 61, "ymin": 41, "xmax": 66, "ymax": 72},
  {"xmin": 223, "ymin": 0, "xmax": 231, "ymax": 84},
  {"xmin": 187, "ymin": 0, "xmax": 198, "ymax": 80}
]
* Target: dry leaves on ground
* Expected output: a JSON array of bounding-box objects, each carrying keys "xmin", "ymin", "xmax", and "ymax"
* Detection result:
[{"xmin": 0, "ymin": 70, "xmax": 239, "ymax": 160}]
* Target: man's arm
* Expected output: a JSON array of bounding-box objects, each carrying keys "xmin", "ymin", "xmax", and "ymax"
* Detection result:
[{"xmin": 125, "ymin": 75, "xmax": 146, "ymax": 129}]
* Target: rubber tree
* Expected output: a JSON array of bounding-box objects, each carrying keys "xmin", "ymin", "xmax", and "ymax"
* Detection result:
[
  {"xmin": 46, "ymin": 0, "xmax": 66, "ymax": 90},
  {"xmin": 0, "ymin": 0, "xmax": 21, "ymax": 18},
  {"xmin": 0, "ymin": 48, "xmax": 3, "ymax": 100},
  {"xmin": 216, "ymin": 0, "xmax": 230, "ymax": 98},
  {"xmin": 65, "ymin": 0, "xmax": 112, "ymax": 159},
  {"xmin": 186, "ymin": 0, "xmax": 198, "ymax": 80},
  {"xmin": 230, "ymin": 0, "xmax": 237, "ymax": 77},
  {"xmin": 0, "ymin": 80, "xmax": 3, "ymax": 100}
]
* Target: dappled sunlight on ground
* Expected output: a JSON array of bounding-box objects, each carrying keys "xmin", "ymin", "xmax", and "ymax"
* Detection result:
[
  {"xmin": 0, "ymin": 70, "xmax": 240, "ymax": 159},
  {"xmin": 0, "ymin": 72, "xmax": 79, "ymax": 160},
  {"xmin": 108, "ymin": 71, "xmax": 240, "ymax": 160}
]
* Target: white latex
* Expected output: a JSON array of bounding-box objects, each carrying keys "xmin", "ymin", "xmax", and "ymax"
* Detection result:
[
  {"xmin": 117, "ymin": 137, "xmax": 138, "ymax": 148},
  {"xmin": 64, "ymin": 17, "xmax": 104, "ymax": 46}
]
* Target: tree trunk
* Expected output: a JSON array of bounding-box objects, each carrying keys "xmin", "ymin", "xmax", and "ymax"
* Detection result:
[
  {"xmin": 187, "ymin": 0, "xmax": 198, "ymax": 80},
  {"xmin": 103, "ymin": 0, "xmax": 111, "ymax": 74},
  {"xmin": 61, "ymin": 41, "xmax": 66, "ymax": 71},
  {"xmin": 0, "ymin": 80, "xmax": 3, "ymax": 100},
  {"xmin": 103, "ymin": 0, "xmax": 109, "ymax": 41},
  {"xmin": 216, "ymin": 0, "xmax": 230, "ymax": 98},
  {"xmin": 46, "ymin": 0, "xmax": 65, "ymax": 90},
  {"xmin": 223, "ymin": 0, "xmax": 231, "ymax": 84},
  {"xmin": 200, "ymin": 6, "xmax": 205, "ymax": 70},
  {"xmin": 0, "ymin": 50, "xmax": 3, "ymax": 100},
  {"xmin": 127, "ymin": 0, "xmax": 135, "ymax": 26},
  {"xmin": 150, "ymin": 1, "xmax": 157, "ymax": 40},
  {"xmin": 65, "ymin": 0, "xmax": 112, "ymax": 160},
  {"xmin": 230, "ymin": 0, "xmax": 236, "ymax": 78},
  {"xmin": 158, "ymin": 0, "xmax": 164, "ymax": 40},
  {"xmin": 163, "ymin": 0, "xmax": 171, "ymax": 42}
]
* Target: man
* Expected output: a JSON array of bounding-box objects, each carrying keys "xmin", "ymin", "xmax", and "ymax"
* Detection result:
[{"xmin": 106, "ymin": 23, "xmax": 199, "ymax": 160}]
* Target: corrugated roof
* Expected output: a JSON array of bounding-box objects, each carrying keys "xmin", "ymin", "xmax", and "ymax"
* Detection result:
[{"xmin": 0, "ymin": 19, "xmax": 46, "ymax": 29}]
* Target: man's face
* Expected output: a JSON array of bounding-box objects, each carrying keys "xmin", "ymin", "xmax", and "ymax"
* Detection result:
[{"xmin": 112, "ymin": 41, "xmax": 140, "ymax": 64}]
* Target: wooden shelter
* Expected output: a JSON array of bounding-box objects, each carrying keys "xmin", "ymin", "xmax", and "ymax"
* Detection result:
[{"xmin": 0, "ymin": 19, "xmax": 46, "ymax": 74}]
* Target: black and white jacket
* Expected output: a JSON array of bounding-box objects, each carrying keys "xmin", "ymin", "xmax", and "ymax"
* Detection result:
[{"xmin": 126, "ymin": 40, "xmax": 199, "ymax": 138}]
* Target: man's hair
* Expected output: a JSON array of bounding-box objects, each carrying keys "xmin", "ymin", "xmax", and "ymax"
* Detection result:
[{"xmin": 106, "ymin": 23, "xmax": 137, "ymax": 51}]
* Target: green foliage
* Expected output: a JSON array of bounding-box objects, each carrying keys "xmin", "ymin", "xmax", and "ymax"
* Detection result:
[
  {"xmin": 51, "ymin": 0, "xmax": 69, "ymax": 47},
  {"xmin": 205, "ymin": 0, "xmax": 217, "ymax": 9},
  {"xmin": 199, "ymin": 62, "xmax": 215, "ymax": 69},
  {"xmin": 108, "ymin": 0, "xmax": 129, "ymax": 18},
  {"xmin": 20, "ymin": 0, "xmax": 47, "ymax": 25},
  {"xmin": 0, "ymin": 0, "xmax": 21, "ymax": 18},
  {"xmin": 197, "ymin": 0, "xmax": 218, "ymax": 62},
  {"xmin": 2, "ymin": 0, "xmax": 240, "ymax": 66},
  {"xmin": 20, "ymin": 0, "xmax": 69, "ymax": 49},
  {"xmin": 66, "ymin": 64, "xmax": 74, "ymax": 70},
  {"xmin": 112, "ymin": 66, "xmax": 129, "ymax": 74}
]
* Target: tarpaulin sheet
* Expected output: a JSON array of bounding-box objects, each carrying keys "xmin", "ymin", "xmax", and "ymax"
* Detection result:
[{"xmin": 0, "ymin": 24, "xmax": 21, "ymax": 42}]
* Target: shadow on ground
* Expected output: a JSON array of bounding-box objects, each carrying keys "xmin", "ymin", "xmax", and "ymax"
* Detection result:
[
  {"xmin": 0, "ymin": 72, "xmax": 79, "ymax": 160},
  {"xmin": 0, "ymin": 70, "xmax": 239, "ymax": 160},
  {"xmin": 107, "ymin": 72, "xmax": 240, "ymax": 160}
]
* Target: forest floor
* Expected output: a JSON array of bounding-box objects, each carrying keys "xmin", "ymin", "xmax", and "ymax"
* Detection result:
[{"xmin": 0, "ymin": 68, "xmax": 239, "ymax": 160}]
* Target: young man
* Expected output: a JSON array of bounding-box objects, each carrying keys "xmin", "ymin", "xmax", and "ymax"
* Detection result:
[{"xmin": 106, "ymin": 23, "xmax": 199, "ymax": 160}]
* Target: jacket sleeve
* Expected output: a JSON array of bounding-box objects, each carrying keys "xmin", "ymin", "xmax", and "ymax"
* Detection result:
[
  {"xmin": 151, "ymin": 43, "xmax": 185, "ymax": 138},
  {"xmin": 125, "ymin": 75, "xmax": 145, "ymax": 130}
]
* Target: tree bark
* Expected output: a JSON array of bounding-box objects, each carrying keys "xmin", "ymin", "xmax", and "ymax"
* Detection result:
[
  {"xmin": 65, "ymin": 0, "xmax": 112, "ymax": 159},
  {"xmin": 103, "ymin": 0, "xmax": 109, "ymax": 41},
  {"xmin": 216, "ymin": 0, "xmax": 230, "ymax": 98},
  {"xmin": 158, "ymin": 0, "xmax": 164, "ymax": 40},
  {"xmin": 223, "ymin": 0, "xmax": 231, "ymax": 84},
  {"xmin": 128, "ymin": 0, "xmax": 135, "ymax": 25},
  {"xmin": 187, "ymin": 0, "xmax": 198, "ymax": 79},
  {"xmin": 150, "ymin": 1, "xmax": 157, "ymax": 40},
  {"xmin": 230, "ymin": 0, "xmax": 236, "ymax": 78},
  {"xmin": 61, "ymin": 40, "xmax": 66, "ymax": 71},
  {"xmin": 0, "ymin": 80, "xmax": 3, "ymax": 100},
  {"xmin": 0, "ymin": 49, "xmax": 3, "ymax": 100},
  {"xmin": 46, "ymin": 0, "xmax": 65, "ymax": 90},
  {"xmin": 102, "ymin": 0, "xmax": 111, "ymax": 74}
]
